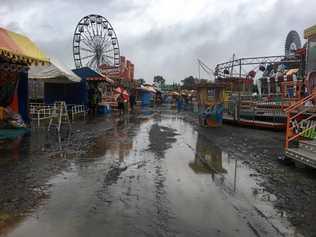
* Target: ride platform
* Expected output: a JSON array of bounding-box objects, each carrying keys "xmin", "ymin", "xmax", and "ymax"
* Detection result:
[
  {"xmin": 223, "ymin": 114, "xmax": 285, "ymax": 130},
  {"xmin": 285, "ymin": 140, "xmax": 316, "ymax": 168}
]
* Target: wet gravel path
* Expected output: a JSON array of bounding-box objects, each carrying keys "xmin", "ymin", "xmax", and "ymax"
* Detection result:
[{"xmin": 0, "ymin": 111, "xmax": 315, "ymax": 236}]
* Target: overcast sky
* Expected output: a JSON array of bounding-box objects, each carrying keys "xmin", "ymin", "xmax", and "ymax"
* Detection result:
[{"xmin": 1, "ymin": 0, "xmax": 315, "ymax": 83}]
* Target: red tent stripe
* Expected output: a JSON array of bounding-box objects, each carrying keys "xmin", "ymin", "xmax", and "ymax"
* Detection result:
[{"xmin": 0, "ymin": 28, "xmax": 23, "ymax": 55}]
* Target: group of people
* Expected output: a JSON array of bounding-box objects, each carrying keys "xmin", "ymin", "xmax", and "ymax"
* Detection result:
[
  {"xmin": 89, "ymin": 85, "xmax": 179, "ymax": 117},
  {"xmin": 88, "ymin": 85, "xmax": 138, "ymax": 117}
]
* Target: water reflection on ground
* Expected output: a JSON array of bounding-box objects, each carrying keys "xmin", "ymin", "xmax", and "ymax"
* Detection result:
[{"xmin": 0, "ymin": 113, "xmax": 300, "ymax": 237}]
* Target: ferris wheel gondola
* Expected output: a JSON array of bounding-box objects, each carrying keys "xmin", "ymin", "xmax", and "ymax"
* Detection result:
[{"xmin": 72, "ymin": 14, "xmax": 120, "ymax": 72}]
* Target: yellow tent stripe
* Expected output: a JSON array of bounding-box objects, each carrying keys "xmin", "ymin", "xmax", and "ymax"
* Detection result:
[{"xmin": 0, "ymin": 29, "xmax": 50, "ymax": 65}]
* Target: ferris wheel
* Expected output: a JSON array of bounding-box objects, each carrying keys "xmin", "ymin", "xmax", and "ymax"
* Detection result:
[{"xmin": 73, "ymin": 14, "xmax": 120, "ymax": 71}]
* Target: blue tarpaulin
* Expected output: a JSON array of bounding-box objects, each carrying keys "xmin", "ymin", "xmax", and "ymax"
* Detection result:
[
  {"xmin": 139, "ymin": 91, "xmax": 154, "ymax": 106},
  {"xmin": 72, "ymin": 67, "xmax": 104, "ymax": 79}
]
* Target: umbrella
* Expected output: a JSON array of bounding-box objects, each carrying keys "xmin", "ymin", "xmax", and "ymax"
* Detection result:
[
  {"xmin": 114, "ymin": 87, "xmax": 123, "ymax": 94},
  {"xmin": 122, "ymin": 90, "xmax": 129, "ymax": 101},
  {"xmin": 122, "ymin": 89, "xmax": 129, "ymax": 96},
  {"xmin": 170, "ymin": 91, "xmax": 179, "ymax": 96}
]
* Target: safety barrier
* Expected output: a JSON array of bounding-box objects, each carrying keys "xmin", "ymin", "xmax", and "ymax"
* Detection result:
[
  {"xmin": 284, "ymin": 90, "xmax": 316, "ymax": 149},
  {"xmin": 68, "ymin": 104, "xmax": 87, "ymax": 121},
  {"xmin": 30, "ymin": 103, "xmax": 87, "ymax": 128},
  {"xmin": 30, "ymin": 103, "xmax": 55, "ymax": 128},
  {"xmin": 223, "ymin": 99, "xmax": 286, "ymax": 124}
]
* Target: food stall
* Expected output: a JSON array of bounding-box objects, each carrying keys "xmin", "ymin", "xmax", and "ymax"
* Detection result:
[
  {"xmin": 196, "ymin": 82, "xmax": 226, "ymax": 127},
  {"xmin": 72, "ymin": 67, "xmax": 114, "ymax": 114}
]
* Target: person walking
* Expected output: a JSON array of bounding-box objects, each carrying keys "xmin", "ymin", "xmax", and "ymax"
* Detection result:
[
  {"xmin": 129, "ymin": 91, "xmax": 136, "ymax": 112},
  {"xmin": 88, "ymin": 87, "xmax": 97, "ymax": 117},
  {"xmin": 117, "ymin": 94, "xmax": 124, "ymax": 116}
]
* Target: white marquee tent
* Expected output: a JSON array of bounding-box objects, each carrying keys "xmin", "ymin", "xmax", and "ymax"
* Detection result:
[{"xmin": 29, "ymin": 59, "xmax": 81, "ymax": 83}]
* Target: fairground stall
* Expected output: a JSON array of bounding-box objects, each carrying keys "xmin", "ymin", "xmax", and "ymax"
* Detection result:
[
  {"xmin": 196, "ymin": 82, "xmax": 226, "ymax": 127},
  {"xmin": 136, "ymin": 84, "xmax": 156, "ymax": 107},
  {"xmin": 28, "ymin": 59, "xmax": 85, "ymax": 126},
  {"xmin": 72, "ymin": 67, "xmax": 114, "ymax": 115},
  {"xmin": 29, "ymin": 59, "xmax": 81, "ymax": 103},
  {"xmin": 0, "ymin": 27, "xmax": 49, "ymax": 138}
]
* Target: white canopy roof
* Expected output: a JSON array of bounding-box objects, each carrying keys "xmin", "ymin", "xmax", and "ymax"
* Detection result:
[
  {"xmin": 29, "ymin": 59, "xmax": 81, "ymax": 83},
  {"xmin": 138, "ymin": 85, "xmax": 156, "ymax": 93}
]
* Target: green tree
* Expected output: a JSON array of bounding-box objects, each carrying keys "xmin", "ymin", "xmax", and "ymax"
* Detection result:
[
  {"xmin": 153, "ymin": 75, "xmax": 165, "ymax": 86},
  {"xmin": 181, "ymin": 76, "xmax": 197, "ymax": 88},
  {"xmin": 136, "ymin": 78, "xmax": 145, "ymax": 85}
]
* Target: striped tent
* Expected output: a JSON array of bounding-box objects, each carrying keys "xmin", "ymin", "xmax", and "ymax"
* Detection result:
[
  {"xmin": 0, "ymin": 27, "xmax": 49, "ymax": 65},
  {"xmin": 0, "ymin": 27, "xmax": 49, "ymax": 124}
]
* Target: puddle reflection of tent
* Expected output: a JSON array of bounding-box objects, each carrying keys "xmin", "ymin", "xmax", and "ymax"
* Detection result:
[
  {"xmin": 87, "ymin": 133, "xmax": 133, "ymax": 160},
  {"xmin": 190, "ymin": 134, "xmax": 227, "ymax": 174},
  {"xmin": 189, "ymin": 159, "xmax": 213, "ymax": 174},
  {"xmin": 189, "ymin": 152, "xmax": 227, "ymax": 175},
  {"xmin": 189, "ymin": 134, "xmax": 239, "ymax": 193}
]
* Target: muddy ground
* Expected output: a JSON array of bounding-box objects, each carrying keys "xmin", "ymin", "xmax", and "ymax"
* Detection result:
[
  {"xmin": 0, "ymin": 109, "xmax": 315, "ymax": 237},
  {"xmin": 182, "ymin": 111, "xmax": 316, "ymax": 237}
]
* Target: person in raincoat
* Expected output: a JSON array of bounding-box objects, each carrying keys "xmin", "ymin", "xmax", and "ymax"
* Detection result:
[{"xmin": 88, "ymin": 87, "xmax": 97, "ymax": 116}]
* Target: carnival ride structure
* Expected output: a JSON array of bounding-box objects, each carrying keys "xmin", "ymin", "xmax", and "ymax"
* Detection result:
[
  {"xmin": 73, "ymin": 14, "xmax": 120, "ymax": 73},
  {"xmin": 282, "ymin": 25, "xmax": 316, "ymax": 168},
  {"xmin": 212, "ymin": 31, "xmax": 304, "ymax": 129}
]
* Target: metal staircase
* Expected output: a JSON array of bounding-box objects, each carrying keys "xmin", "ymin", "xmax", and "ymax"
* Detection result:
[{"xmin": 284, "ymin": 90, "xmax": 316, "ymax": 168}]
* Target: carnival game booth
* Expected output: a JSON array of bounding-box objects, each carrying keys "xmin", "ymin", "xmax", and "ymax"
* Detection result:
[
  {"xmin": 162, "ymin": 91, "xmax": 180, "ymax": 109},
  {"xmin": 215, "ymin": 76, "xmax": 253, "ymax": 97},
  {"xmin": 0, "ymin": 27, "xmax": 49, "ymax": 137},
  {"xmin": 196, "ymin": 83, "xmax": 226, "ymax": 127},
  {"xmin": 28, "ymin": 59, "xmax": 84, "ymax": 125},
  {"xmin": 72, "ymin": 67, "xmax": 114, "ymax": 115},
  {"xmin": 196, "ymin": 83, "xmax": 226, "ymax": 109},
  {"xmin": 29, "ymin": 59, "xmax": 81, "ymax": 102},
  {"xmin": 136, "ymin": 84, "xmax": 156, "ymax": 107}
]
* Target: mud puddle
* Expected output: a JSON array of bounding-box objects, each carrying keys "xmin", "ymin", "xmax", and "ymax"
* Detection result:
[{"xmin": 1, "ymin": 114, "xmax": 302, "ymax": 237}]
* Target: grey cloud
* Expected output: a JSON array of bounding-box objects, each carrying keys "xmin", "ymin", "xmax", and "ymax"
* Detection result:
[{"xmin": 1, "ymin": 0, "xmax": 315, "ymax": 83}]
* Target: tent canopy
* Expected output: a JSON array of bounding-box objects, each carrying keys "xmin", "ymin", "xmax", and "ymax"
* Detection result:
[
  {"xmin": 138, "ymin": 85, "xmax": 156, "ymax": 93},
  {"xmin": 29, "ymin": 59, "xmax": 81, "ymax": 83},
  {"xmin": 72, "ymin": 67, "xmax": 113, "ymax": 84},
  {"xmin": 0, "ymin": 27, "xmax": 49, "ymax": 65}
]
